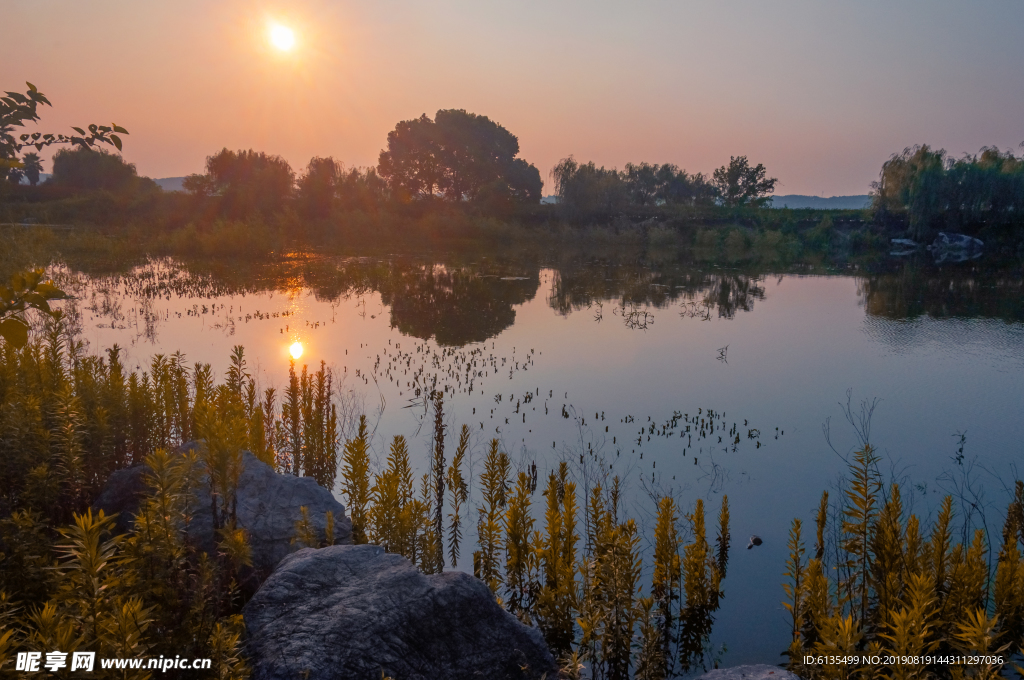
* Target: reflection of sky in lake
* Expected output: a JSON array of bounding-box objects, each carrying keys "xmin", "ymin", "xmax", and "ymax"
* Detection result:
[{"xmin": 55, "ymin": 260, "xmax": 1024, "ymax": 666}]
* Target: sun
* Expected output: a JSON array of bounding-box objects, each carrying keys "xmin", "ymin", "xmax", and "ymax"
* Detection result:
[
  {"xmin": 289, "ymin": 341, "xmax": 303, "ymax": 360},
  {"xmin": 270, "ymin": 24, "xmax": 295, "ymax": 51}
]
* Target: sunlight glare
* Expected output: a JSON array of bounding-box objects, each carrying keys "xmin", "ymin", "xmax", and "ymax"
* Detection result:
[
  {"xmin": 270, "ymin": 25, "xmax": 295, "ymax": 51},
  {"xmin": 289, "ymin": 341, "xmax": 303, "ymax": 359}
]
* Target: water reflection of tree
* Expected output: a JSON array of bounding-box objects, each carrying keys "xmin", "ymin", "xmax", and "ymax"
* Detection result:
[
  {"xmin": 62, "ymin": 256, "xmax": 541, "ymax": 346},
  {"xmin": 547, "ymin": 264, "xmax": 765, "ymax": 324},
  {"xmin": 377, "ymin": 266, "xmax": 539, "ymax": 345},
  {"xmin": 299, "ymin": 259, "xmax": 541, "ymax": 346},
  {"xmin": 701, "ymin": 274, "xmax": 765, "ymax": 318},
  {"xmin": 858, "ymin": 264, "xmax": 1024, "ymax": 322}
]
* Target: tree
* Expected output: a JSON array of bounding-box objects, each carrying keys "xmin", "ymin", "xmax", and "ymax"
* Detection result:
[
  {"xmin": 871, "ymin": 144, "xmax": 1024, "ymax": 240},
  {"xmin": 377, "ymin": 114, "xmax": 441, "ymax": 201},
  {"xmin": 182, "ymin": 173, "xmax": 216, "ymax": 198},
  {"xmin": 51, "ymin": 146, "xmax": 143, "ymax": 192},
  {"xmin": 476, "ymin": 157, "xmax": 543, "ymax": 210},
  {"xmin": 711, "ymin": 156, "xmax": 777, "ymax": 207},
  {"xmin": 871, "ymin": 145, "xmax": 948, "ymax": 240},
  {"xmin": 551, "ymin": 156, "xmax": 628, "ymax": 216},
  {"xmin": 433, "ymin": 109, "xmax": 520, "ymax": 201},
  {"xmin": 296, "ymin": 157, "xmax": 389, "ymax": 216},
  {"xmin": 655, "ymin": 164, "xmax": 718, "ymax": 207},
  {"xmin": 5, "ymin": 166, "xmax": 24, "ymax": 186},
  {"xmin": 1, "ymin": 82, "xmax": 127, "ymax": 184},
  {"xmin": 21, "ymin": 152, "xmax": 43, "ymax": 186},
  {"xmin": 297, "ymin": 156, "xmax": 343, "ymax": 218},
  {"xmin": 196, "ymin": 148, "xmax": 295, "ymax": 216},
  {"xmin": 624, "ymin": 162, "xmax": 660, "ymax": 206},
  {"xmin": 336, "ymin": 166, "xmax": 389, "ymax": 210},
  {"xmin": 377, "ymin": 109, "xmax": 541, "ymax": 204},
  {"xmin": 503, "ymin": 157, "xmax": 543, "ymax": 203},
  {"xmin": 553, "ymin": 158, "xmax": 720, "ymax": 216}
]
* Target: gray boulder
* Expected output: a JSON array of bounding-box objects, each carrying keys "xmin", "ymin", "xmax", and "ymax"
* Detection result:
[
  {"xmin": 93, "ymin": 464, "xmax": 150, "ymax": 531},
  {"xmin": 889, "ymin": 237, "xmax": 919, "ymax": 257},
  {"xmin": 697, "ymin": 665, "xmax": 798, "ymax": 680},
  {"xmin": 930, "ymin": 232, "xmax": 983, "ymax": 250},
  {"xmin": 94, "ymin": 448, "xmax": 352, "ymax": 578},
  {"xmin": 243, "ymin": 544, "xmax": 557, "ymax": 680},
  {"xmin": 926, "ymin": 232, "xmax": 984, "ymax": 264}
]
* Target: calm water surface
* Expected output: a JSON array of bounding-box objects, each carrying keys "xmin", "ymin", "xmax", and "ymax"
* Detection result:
[{"xmin": 52, "ymin": 254, "xmax": 1024, "ymax": 666}]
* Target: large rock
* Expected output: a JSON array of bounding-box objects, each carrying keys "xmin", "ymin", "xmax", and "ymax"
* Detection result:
[
  {"xmin": 243, "ymin": 544, "xmax": 557, "ymax": 680},
  {"xmin": 928, "ymin": 231, "xmax": 984, "ymax": 263},
  {"xmin": 697, "ymin": 665, "xmax": 798, "ymax": 680},
  {"xmin": 94, "ymin": 448, "xmax": 352, "ymax": 578},
  {"xmin": 930, "ymin": 231, "xmax": 983, "ymax": 251}
]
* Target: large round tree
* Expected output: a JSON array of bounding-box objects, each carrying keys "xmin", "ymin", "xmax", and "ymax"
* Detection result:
[{"xmin": 378, "ymin": 109, "xmax": 541, "ymax": 204}]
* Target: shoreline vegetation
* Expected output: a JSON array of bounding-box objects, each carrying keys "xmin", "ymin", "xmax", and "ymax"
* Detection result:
[
  {"xmin": 3, "ymin": 82, "xmax": 1023, "ymax": 266},
  {"xmin": 2, "ymin": 177, "xmax": 1022, "ymax": 276},
  {"xmin": 3, "ymin": 86, "xmax": 1024, "ymax": 270}
]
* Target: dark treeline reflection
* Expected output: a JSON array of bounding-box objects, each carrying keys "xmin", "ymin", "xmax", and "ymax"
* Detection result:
[
  {"xmin": 56, "ymin": 253, "xmax": 1024, "ymax": 347},
  {"xmin": 859, "ymin": 263, "xmax": 1024, "ymax": 322},
  {"xmin": 299, "ymin": 259, "xmax": 541, "ymax": 345},
  {"xmin": 547, "ymin": 264, "xmax": 767, "ymax": 321},
  {"xmin": 64, "ymin": 256, "xmax": 542, "ymax": 347}
]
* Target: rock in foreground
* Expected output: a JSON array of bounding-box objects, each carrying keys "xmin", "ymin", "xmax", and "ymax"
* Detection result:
[
  {"xmin": 698, "ymin": 665, "xmax": 798, "ymax": 680},
  {"xmin": 94, "ymin": 448, "xmax": 352, "ymax": 578},
  {"xmin": 243, "ymin": 544, "xmax": 557, "ymax": 680}
]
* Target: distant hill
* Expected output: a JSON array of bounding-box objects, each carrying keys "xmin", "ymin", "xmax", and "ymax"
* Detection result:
[
  {"xmin": 154, "ymin": 176, "xmax": 186, "ymax": 192},
  {"xmin": 17, "ymin": 173, "xmax": 52, "ymax": 185},
  {"xmin": 18, "ymin": 174, "xmax": 188, "ymax": 192},
  {"xmin": 539, "ymin": 194, "xmax": 872, "ymax": 209},
  {"xmin": 13, "ymin": 179, "xmax": 871, "ymax": 209},
  {"xmin": 770, "ymin": 194, "xmax": 872, "ymax": 209}
]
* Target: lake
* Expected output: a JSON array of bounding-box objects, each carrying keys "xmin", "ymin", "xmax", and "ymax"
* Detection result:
[{"xmin": 49, "ymin": 250, "xmax": 1024, "ymax": 666}]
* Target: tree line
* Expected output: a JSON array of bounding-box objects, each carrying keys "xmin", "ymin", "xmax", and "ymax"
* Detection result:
[
  {"xmin": 11, "ymin": 79, "xmax": 1024, "ymax": 245},
  {"xmin": 872, "ymin": 144, "xmax": 1024, "ymax": 241},
  {"xmin": 12, "ymin": 144, "xmax": 781, "ymax": 225},
  {"xmin": 551, "ymin": 156, "xmax": 777, "ymax": 218},
  {"xmin": 5, "ymin": 83, "xmax": 783, "ymax": 223}
]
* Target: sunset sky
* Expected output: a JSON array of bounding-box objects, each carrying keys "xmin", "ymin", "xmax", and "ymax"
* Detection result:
[{"xmin": 6, "ymin": 0, "xmax": 1023, "ymax": 196}]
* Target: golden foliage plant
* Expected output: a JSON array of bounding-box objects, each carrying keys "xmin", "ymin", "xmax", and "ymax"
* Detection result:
[
  {"xmin": 783, "ymin": 448, "xmax": 1024, "ymax": 680},
  {"xmin": 340, "ymin": 415, "xmax": 371, "ymax": 544}
]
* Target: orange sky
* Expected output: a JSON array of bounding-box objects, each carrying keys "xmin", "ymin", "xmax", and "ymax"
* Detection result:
[{"xmin": 6, "ymin": 0, "xmax": 1024, "ymax": 195}]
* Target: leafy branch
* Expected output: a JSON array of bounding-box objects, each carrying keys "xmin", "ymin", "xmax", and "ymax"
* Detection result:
[
  {"xmin": 1, "ymin": 82, "xmax": 128, "ymax": 173},
  {"xmin": 0, "ymin": 268, "xmax": 67, "ymax": 348}
]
